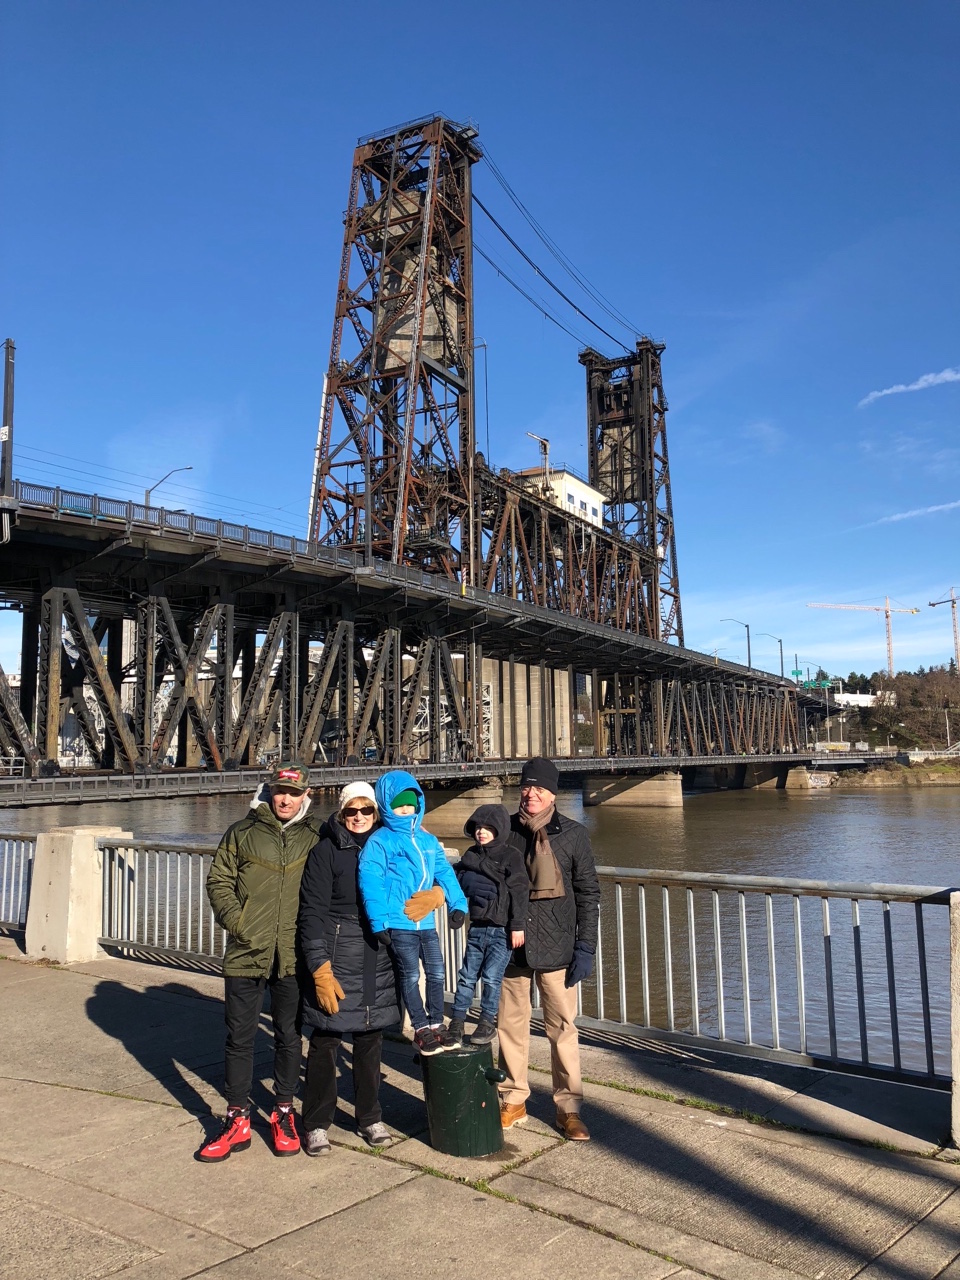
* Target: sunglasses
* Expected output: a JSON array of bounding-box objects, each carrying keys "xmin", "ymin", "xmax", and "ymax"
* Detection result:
[{"xmin": 342, "ymin": 805, "xmax": 376, "ymax": 818}]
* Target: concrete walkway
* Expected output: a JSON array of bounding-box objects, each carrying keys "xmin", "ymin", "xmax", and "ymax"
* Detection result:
[{"xmin": 1, "ymin": 936, "xmax": 959, "ymax": 1280}]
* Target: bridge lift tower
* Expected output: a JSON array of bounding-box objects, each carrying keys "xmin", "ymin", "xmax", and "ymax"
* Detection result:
[{"xmin": 306, "ymin": 113, "xmax": 684, "ymax": 647}]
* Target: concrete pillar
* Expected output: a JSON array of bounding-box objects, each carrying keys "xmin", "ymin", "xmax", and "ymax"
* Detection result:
[
  {"xmin": 424, "ymin": 781, "xmax": 505, "ymax": 836},
  {"xmin": 25, "ymin": 826, "xmax": 131, "ymax": 964},
  {"xmin": 784, "ymin": 765, "xmax": 812, "ymax": 791},
  {"xmin": 583, "ymin": 771, "xmax": 683, "ymax": 808},
  {"xmin": 741, "ymin": 763, "xmax": 787, "ymax": 790}
]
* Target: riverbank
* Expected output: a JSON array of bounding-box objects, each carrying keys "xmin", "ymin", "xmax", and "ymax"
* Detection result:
[
  {"xmin": 2, "ymin": 937, "xmax": 959, "ymax": 1279},
  {"xmin": 833, "ymin": 760, "xmax": 960, "ymax": 789}
]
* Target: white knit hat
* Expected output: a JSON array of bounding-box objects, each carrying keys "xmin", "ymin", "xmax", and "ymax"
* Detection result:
[{"xmin": 338, "ymin": 780, "xmax": 378, "ymax": 814}]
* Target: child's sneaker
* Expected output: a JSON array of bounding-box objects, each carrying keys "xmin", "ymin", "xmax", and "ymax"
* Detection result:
[
  {"xmin": 270, "ymin": 1105, "xmax": 301, "ymax": 1156},
  {"xmin": 195, "ymin": 1108, "xmax": 251, "ymax": 1163},
  {"xmin": 414, "ymin": 1026, "xmax": 445, "ymax": 1056},
  {"xmin": 435, "ymin": 1022, "xmax": 462, "ymax": 1051},
  {"xmin": 470, "ymin": 1016, "xmax": 497, "ymax": 1045},
  {"xmin": 446, "ymin": 1017, "xmax": 465, "ymax": 1047}
]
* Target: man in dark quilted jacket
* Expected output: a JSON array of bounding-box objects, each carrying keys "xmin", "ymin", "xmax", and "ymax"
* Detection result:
[{"xmin": 498, "ymin": 757, "xmax": 600, "ymax": 1141}]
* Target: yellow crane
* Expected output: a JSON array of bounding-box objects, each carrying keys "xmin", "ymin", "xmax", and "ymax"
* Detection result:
[
  {"xmin": 806, "ymin": 596, "xmax": 919, "ymax": 677},
  {"xmin": 929, "ymin": 588, "xmax": 960, "ymax": 675}
]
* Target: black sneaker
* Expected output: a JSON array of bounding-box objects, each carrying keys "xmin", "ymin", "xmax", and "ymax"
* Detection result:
[
  {"xmin": 470, "ymin": 1016, "xmax": 497, "ymax": 1045},
  {"xmin": 447, "ymin": 1017, "xmax": 465, "ymax": 1046},
  {"xmin": 414, "ymin": 1026, "xmax": 445, "ymax": 1056},
  {"xmin": 436, "ymin": 1022, "xmax": 462, "ymax": 1051}
]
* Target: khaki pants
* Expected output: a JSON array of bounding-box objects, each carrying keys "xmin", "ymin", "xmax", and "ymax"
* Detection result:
[{"xmin": 497, "ymin": 964, "xmax": 582, "ymax": 1113}]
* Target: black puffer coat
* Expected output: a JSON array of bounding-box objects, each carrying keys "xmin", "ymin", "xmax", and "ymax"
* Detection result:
[
  {"xmin": 506, "ymin": 809, "xmax": 600, "ymax": 972},
  {"xmin": 455, "ymin": 804, "xmax": 529, "ymax": 931},
  {"xmin": 298, "ymin": 817, "xmax": 400, "ymax": 1035}
]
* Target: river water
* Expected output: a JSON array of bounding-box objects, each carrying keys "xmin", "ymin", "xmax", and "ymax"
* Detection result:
[{"xmin": 4, "ymin": 786, "xmax": 958, "ymax": 1075}]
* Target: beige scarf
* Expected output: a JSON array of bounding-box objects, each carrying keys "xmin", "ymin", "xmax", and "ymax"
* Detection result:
[{"xmin": 519, "ymin": 803, "xmax": 565, "ymax": 900}]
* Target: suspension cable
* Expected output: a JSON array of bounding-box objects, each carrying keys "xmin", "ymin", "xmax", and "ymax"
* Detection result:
[{"xmin": 474, "ymin": 194, "xmax": 631, "ymax": 353}]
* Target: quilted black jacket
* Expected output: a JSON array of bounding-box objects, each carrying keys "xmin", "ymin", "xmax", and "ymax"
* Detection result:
[
  {"xmin": 506, "ymin": 809, "xmax": 600, "ymax": 971},
  {"xmin": 297, "ymin": 817, "xmax": 400, "ymax": 1035}
]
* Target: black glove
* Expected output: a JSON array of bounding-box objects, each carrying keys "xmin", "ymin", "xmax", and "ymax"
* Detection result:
[
  {"xmin": 448, "ymin": 909, "xmax": 466, "ymax": 929},
  {"xmin": 564, "ymin": 941, "xmax": 595, "ymax": 988},
  {"xmin": 375, "ymin": 930, "xmax": 392, "ymax": 947}
]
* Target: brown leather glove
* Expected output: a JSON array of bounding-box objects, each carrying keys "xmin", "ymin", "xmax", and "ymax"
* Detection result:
[
  {"xmin": 313, "ymin": 961, "xmax": 346, "ymax": 1015},
  {"xmin": 403, "ymin": 886, "xmax": 445, "ymax": 922}
]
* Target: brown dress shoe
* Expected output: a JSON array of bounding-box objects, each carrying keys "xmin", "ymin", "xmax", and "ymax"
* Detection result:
[
  {"xmin": 556, "ymin": 1110, "xmax": 590, "ymax": 1141},
  {"xmin": 499, "ymin": 1101, "xmax": 527, "ymax": 1129}
]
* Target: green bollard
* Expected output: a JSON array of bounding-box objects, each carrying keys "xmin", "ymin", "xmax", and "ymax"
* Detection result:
[{"xmin": 421, "ymin": 1041, "xmax": 506, "ymax": 1157}]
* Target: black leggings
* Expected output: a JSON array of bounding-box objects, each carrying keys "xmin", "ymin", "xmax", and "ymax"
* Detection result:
[
  {"xmin": 302, "ymin": 1029, "xmax": 384, "ymax": 1131},
  {"xmin": 223, "ymin": 971, "xmax": 301, "ymax": 1108}
]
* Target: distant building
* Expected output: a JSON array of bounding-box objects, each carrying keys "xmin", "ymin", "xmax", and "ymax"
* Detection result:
[
  {"xmin": 513, "ymin": 466, "xmax": 606, "ymax": 530},
  {"xmin": 832, "ymin": 692, "xmax": 877, "ymax": 708}
]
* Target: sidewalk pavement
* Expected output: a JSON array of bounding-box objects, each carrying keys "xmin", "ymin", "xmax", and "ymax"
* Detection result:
[{"xmin": 1, "ymin": 935, "xmax": 959, "ymax": 1280}]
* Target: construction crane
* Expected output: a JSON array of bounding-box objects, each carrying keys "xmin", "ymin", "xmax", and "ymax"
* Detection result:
[
  {"xmin": 806, "ymin": 596, "xmax": 919, "ymax": 677},
  {"xmin": 929, "ymin": 588, "xmax": 960, "ymax": 675}
]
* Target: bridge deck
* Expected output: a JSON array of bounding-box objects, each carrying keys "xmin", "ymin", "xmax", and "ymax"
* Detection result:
[
  {"xmin": 0, "ymin": 753, "xmax": 866, "ymax": 807},
  {"xmin": 3, "ymin": 482, "xmax": 801, "ymax": 685}
]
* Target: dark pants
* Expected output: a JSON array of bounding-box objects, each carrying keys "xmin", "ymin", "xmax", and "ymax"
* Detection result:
[
  {"xmin": 302, "ymin": 1029, "xmax": 384, "ymax": 1131},
  {"xmin": 390, "ymin": 928, "xmax": 445, "ymax": 1031},
  {"xmin": 223, "ymin": 970, "xmax": 301, "ymax": 1108},
  {"xmin": 451, "ymin": 924, "xmax": 512, "ymax": 1021}
]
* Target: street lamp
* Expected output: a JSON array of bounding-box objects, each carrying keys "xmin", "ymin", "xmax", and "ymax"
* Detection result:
[
  {"xmin": 759, "ymin": 633, "xmax": 784, "ymax": 679},
  {"xmin": 721, "ymin": 618, "xmax": 751, "ymax": 669},
  {"xmin": 145, "ymin": 466, "xmax": 193, "ymax": 508}
]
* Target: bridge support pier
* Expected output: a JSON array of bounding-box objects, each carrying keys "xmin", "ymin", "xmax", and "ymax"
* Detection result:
[
  {"xmin": 583, "ymin": 771, "xmax": 683, "ymax": 808},
  {"xmin": 737, "ymin": 763, "xmax": 787, "ymax": 790},
  {"xmin": 425, "ymin": 781, "xmax": 505, "ymax": 836},
  {"xmin": 25, "ymin": 826, "xmax": 130, "ymax": 964},
  {"xmin": 784, "ymin": 765, "xmax": 813, "ymax": 791}
]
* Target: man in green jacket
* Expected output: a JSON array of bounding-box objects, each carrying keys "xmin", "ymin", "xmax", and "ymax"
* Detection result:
[{"xmin": 197, "ymin": 762, "xmax": 321, "ymax": 1162}]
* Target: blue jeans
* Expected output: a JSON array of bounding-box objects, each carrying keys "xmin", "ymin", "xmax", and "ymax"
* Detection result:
[
  {"xmin": 390, "ymin": 928, "xmax": 445, "ymax": 1031},
  {"xmin": 451, "ymin": 924, "xmax": 511, "ymax": 1022}
]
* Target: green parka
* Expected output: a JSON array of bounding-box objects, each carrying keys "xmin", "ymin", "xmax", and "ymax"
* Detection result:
[{"xmin": 206, "ymin": 786, "xmax": 322, "ymax": 978}]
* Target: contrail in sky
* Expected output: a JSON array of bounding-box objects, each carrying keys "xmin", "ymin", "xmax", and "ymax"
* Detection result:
[
  {"xmin": 858, "ymin": 366, "xmax": 960, "ymax": 407},
  {"xmin": 867, "ymin": 499, "xmax": 960, "ymax": 526}
]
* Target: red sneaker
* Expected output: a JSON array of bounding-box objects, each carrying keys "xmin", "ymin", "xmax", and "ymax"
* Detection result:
[
  {"xmin": 196, "ymin": 1110, "xmax": 251, "ymax": 1163},
  {"xmin": 270, "ymin": 1106, "xmax": 301, "ymax": 1156}
]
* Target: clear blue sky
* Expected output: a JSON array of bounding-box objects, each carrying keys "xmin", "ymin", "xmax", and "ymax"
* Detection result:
[{"xmin": 3, "ymin": 1, "xmax": 958, "ymax": 679}]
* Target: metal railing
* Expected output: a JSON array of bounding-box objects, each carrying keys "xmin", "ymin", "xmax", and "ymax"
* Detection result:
[
  {"xmin": 93, "ymin": 839, "xmax": 958, "ymax": 1090},
  {"xmin": 0, "ymin": 834, "xmax": 36, "ymax": 930},
  {"xmin": 99, "ymin": 841, "xmax": 227, "ymax": 963},
  {"xmin": 577, "ymin": 869, "xmax": 956, "ymax": 1088}
]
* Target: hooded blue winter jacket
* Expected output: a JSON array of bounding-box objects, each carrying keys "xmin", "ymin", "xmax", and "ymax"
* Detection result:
[{"xmin": 357, "ymin": 771, "xmax": 468, "ymax": 934}]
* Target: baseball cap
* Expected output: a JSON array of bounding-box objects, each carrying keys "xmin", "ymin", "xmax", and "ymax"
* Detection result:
[{"xmin": 268, "ymin": 762, "xmax": 310, "ymax": 793}]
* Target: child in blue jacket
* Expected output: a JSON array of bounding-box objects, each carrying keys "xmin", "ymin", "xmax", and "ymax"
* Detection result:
[{"xmin": 358, "ymin": 771, "xmax": 468, "ymax": 1056}]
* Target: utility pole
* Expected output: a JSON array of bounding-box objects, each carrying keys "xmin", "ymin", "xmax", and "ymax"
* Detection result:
[
  {"xmin": 0, "ymin": 339, "xmax": 18, "ymax": 546},
  {"xmin": 929, "ymin": 589, "xmax": 960, "ymax": 676}
]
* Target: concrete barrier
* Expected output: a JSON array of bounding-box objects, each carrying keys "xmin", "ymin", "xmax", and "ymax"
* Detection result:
[{"xmin": 25, "ymin": 826, "xmax": 130, "ymax": 964}]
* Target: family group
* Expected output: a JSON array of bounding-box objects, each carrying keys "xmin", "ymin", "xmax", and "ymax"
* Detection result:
[{"xmin": 197, "ymin": 755, "xmax": 601, "ymax": 1162}]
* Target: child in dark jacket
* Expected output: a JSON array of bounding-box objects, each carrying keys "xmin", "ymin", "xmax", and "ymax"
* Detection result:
[{"xmin": 448, "ymin": 803, "xmax": 530, "ymax": 1046}]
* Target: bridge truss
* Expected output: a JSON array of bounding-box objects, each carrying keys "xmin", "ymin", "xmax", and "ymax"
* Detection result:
[{"xmin": 0, "ymin": 487, "xmax": 804, "ymax": 775}]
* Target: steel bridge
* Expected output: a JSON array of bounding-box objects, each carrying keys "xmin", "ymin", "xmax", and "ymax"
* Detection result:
[
  {"xmin": 0, "ymin": 481, "xmax": 810, "ymax": 779},
  {"xmin": 0, "ymin": 116, "xmax": 817, "ymax": 780}
]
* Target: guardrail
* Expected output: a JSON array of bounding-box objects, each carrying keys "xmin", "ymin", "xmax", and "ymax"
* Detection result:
[
  {"xmin": 93, "ymin": 839, "xmax": 958, "ymax": 1092},
  {"xmin": 0, "ymin": 834, "xmax": 35, "ymax": 930},
  {"xmin": 99, "ymin": 841, "xmax": 227, "ymax": 963},
  {"xmin": 579, "ymin": 869, "xmax": 957, "ymax": 1088}
]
